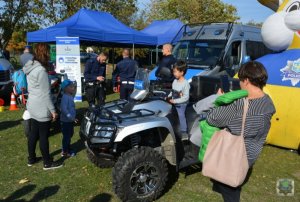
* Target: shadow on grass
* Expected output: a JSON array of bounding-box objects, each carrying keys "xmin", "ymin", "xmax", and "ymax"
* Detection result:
[
  {"xmin": 0, "ymin": 119, "xmax": 22, "ymax": 132},
  {"xmin": 90, "ymin": 193, "xmax": 112, "ymax": 202},
  {"xmin": 1, "ymin": 184, "xmax": 59, "ymax": 202}
]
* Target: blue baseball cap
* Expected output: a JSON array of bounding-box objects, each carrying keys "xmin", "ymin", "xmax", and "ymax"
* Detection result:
[{"xmin": 61, "ymin": 79, "xmax": 73, "ymax": 91}]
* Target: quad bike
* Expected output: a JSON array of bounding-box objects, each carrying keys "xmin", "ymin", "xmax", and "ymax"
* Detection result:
[{"xmin": 80, "ymin": 67, "xmax": 218, "ymax": 201}]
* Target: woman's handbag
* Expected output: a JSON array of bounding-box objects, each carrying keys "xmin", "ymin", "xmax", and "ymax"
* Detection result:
[{"xmin": 202, "ymin": 98, "xmax": 249, "ymax": 187}]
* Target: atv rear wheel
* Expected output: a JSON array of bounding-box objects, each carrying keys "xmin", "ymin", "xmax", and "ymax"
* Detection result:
[
  {"xmin": 86, "ymin": 149, "xmax": 115, "ymax": 168},
  {"xmin": 113, "ymin": 146, "xmax": 168, "ymax": 202}
]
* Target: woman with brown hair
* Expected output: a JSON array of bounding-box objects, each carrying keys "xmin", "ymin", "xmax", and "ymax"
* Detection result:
[{"xmin": 23, "ymin": 43, "xmax": 62, "ymax": 170}]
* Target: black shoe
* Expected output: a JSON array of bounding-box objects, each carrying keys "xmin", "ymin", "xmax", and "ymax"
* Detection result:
[
  {"xmin": 43, "ymin": 161, "xmax": 63, "ymax": 170},
  {"xmin": 27, "ymin": 157, "xmax": 43, "ymax": 167}
]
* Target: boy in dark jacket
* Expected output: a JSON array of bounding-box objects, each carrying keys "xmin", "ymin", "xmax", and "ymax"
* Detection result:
[{"xmin": 60, "ymin": 79, "xmax": 77, "ymax": 157}]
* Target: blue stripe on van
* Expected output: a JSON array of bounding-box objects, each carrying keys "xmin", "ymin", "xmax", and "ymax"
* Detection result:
[{"xmin": 149, "ymin": 66, "xmax": 205, "ymax": 81}]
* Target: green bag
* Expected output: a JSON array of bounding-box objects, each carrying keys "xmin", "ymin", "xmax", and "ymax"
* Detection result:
[
  {"xmin": 198, "ymin": 120, "xmax": 219, "ymax": 162},
  {"xmin": 198, "ymin": 90, "xmax": 248, "ymax": 162},
  {"xmin": 214, "ymin": 90, "xmax": 248, "ymax": 107}
]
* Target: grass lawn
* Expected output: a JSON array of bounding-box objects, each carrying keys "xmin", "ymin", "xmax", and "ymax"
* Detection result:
[{"xmin": 0, "ymin": 93, "xmax": 299, "ymax": 202}]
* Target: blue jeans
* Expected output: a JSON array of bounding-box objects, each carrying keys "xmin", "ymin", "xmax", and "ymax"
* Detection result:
[
  {"xmin": 61, "ymin": 122, "xmax": 74, "ymax": 153},
  {"xmin": 175, "ymin": 103, "xmax": 187, "ymax": 132}
]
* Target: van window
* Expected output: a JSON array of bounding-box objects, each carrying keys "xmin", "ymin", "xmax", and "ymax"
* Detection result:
[
  {"xmin": 246, "ymin": 41, "xmax": 273, "ymax": 60},
  {"xmin": 224, "ymin": 41, "xmax": 242, "ymax": 68},
  {"xmin": 173, "ymin": 40, "xmax": 226, "ymax": 68}
]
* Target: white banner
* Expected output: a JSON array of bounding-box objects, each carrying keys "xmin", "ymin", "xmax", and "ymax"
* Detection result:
[{"xmin": 56, "ymin": 37, "xmax": 82, "ymax": 102}]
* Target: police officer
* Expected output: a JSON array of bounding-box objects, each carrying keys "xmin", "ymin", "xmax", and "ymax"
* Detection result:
[
  {"xmin": 112, "ymin": 49, "xmax": 138, "ymax": 100},
  {"xmin": 155, "ymin": 43, "xmax": 177, "ymax": 82},
  {"xmin": 84, "ymin": 52, "xmax": 108, "ymax": 106}
]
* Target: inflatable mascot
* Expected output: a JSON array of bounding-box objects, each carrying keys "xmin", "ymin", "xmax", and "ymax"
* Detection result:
[{"xmin": 258, "ymin": 0, "xmax": 300, "ymax": 150}]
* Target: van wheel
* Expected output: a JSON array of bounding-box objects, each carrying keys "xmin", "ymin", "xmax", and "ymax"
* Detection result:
[
  {"xmin": 86, "ymin": 150, "xmax": 115, "ymax": 168},
  {"xmin": 113, "ymin": 146, "xmax": 168, "ymax": 202}
]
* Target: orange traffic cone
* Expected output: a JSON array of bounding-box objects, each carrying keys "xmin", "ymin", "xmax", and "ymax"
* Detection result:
[{"xmin": 9, "ymin": 93, "xmax": 19, "ymax": 111}]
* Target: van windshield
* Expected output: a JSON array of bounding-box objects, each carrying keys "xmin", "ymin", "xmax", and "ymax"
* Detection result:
[{"xmin": 173, "ymin": 40, "xmax": 226, "ymax": 68}]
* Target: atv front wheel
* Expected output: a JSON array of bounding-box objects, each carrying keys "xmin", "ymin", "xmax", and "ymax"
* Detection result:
[
  {"xmin": 112, "ymin": 146, "xmax": 168, "ymax": 202},
  {"xmin": 86, "ymin": 149, "xmax": 115, "ymax": 168}
]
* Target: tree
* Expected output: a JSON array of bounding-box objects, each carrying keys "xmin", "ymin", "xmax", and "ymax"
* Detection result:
[
  {"xmin": 146, "ymin": 0, "xmax": 239, "ymax": 24},
  {"xmin": 0, "ymin": 0, "xmax": 139, "ymax": 50},
  {"xmin": 31, "ymin": 0, "xmax": 138, "ymax": 28},
  {"xmin": 0, "ymin": 0, "xmax": 32, "ymax": 49},
  {"xmin": 245, "ymin": 20, "xmax": 263, "ymax": 28},
  {"xmin": 6, "ymin": 31, "xmax": 27, "ymax": 53}
]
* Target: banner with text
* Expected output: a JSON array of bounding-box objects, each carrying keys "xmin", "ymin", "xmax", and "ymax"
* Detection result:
[{"xmin": 56, "ymin": 37, "xmax": 82, "ymax": 102}]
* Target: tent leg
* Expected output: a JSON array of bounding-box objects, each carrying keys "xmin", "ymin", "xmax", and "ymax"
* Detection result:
[
  {"xmin": 132, "ymin": 43, "xmax": 135, "ymax": 60},
  {"xmin": 156, "ymin": 45, "xmax": 158, "ymax": 63},
  {"xmin": 150, "ymin": 49, "xmax": 152, "ymax": 65},
  {"xmin": 112, "ymin": 47, "xmax": 115, "ymax": 70}
]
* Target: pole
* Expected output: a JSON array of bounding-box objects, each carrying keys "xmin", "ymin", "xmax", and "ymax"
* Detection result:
[
  {"xmin": 156, "ymin": 45, "xmax": 158, "ymax": 63},
  {"xmin": 112, "ymin": 47, "xmax": 115, "ymax": 70},
  {"xmin": 132, "ymin": 43, "xmax": 135, "ymax": 60},
  {"xmin": 150, "ymin": 49, "xmax": 153, "ymax": 65}
]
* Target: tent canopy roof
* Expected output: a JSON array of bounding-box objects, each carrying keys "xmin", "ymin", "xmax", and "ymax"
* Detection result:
[
  {"xmin": 27, "ymin": 9, "xmax": 157, "ymax": 46},
  {"xmin": 141, "ymin": 19, "xmax": 184, "ymax": 45}
]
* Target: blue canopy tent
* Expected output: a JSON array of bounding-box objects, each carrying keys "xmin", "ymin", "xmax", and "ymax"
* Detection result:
[
  {"xmin": 141, "ymin": 19, "xmax": 184, "ymax": 45},
  {"xmin": 141, "ymin": 19, "xmax": 184, "ymax": 64},
  {"xmin": 27, "ymin": 8, "xmax": 157, "ymax": 46}
]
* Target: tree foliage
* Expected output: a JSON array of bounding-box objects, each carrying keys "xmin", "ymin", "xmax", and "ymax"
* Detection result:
[
  {"xmin": 6, "ymin": 31, "xmax": 26, "ymax": 53},
  {"xmin": 146, "ymin": 0, "xmax": 239, "ymax": 24},
  {"xmin": 245, "ymin": 20, "xmax": 263, "ymax": 28},
  {"xmin": 0, "ymin": 0, "xmax": 138, "ymax": 50},
  {"xmin": 0, "ymin": 0, "xmax": 32, "ymax": 49}
]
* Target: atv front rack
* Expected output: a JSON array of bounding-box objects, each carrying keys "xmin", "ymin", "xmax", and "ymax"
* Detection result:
[{"xmin": 92, "ymin": 100, "xmax": 156, "ymax": 123}]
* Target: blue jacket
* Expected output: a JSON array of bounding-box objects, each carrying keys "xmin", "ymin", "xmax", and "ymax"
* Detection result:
[
  {"xmin": 84, "ymin": 58, "xmax": 106, "ymax": 82},
  {"xmin": 112, "ymin": 57, "xmax": 137, "ymax": 87},
  {"xmin": 60, "ymin": 93, "xmax": 76, "ymax": 122}
]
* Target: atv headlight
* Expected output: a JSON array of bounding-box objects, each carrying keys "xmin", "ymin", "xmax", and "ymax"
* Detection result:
[{"xmin": 92, "ymin": 125, "xmax": 116, "ymax": 140}]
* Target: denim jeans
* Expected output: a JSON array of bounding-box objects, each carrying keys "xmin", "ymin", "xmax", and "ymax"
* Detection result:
[
  {"xmin": 61, "ymin": 122, "xmax": 74, "ymax": 153},
  {"xmin": 175, "ymin": 103, "xmax": 187, "ymax": 132}
]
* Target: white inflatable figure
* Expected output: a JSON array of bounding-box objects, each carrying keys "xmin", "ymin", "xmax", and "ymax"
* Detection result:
[
  {"xmin": 257, "ymin": 0, "xmax": 300, "ymax": 150},
  {"xmin": 260, "ymin": 0, "xmax": 300, "ymax": 51}
]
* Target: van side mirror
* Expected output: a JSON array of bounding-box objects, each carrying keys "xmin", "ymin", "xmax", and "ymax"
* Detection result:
[{"xmin": 242, "ymin": 55, "xmax": 251, "ymax": 64}]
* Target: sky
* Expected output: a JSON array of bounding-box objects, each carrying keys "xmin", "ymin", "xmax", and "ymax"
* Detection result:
[
  {"xmin": 138, "ymin": 0, "xmax": 275, "ymax": 23},
  {"xmin": 222, "ymin": 0, "xmax": 274, "ymax": 23}
]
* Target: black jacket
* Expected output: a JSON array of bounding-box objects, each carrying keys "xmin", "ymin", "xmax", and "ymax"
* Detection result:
[
  {"xmin": 155, "ymin": 54, "xmax": 177, "ymax": 81},
  {"xmin": 84, "ymin": 58, "xmax": 106, "ymax": 82},
  {"xmin": 112, "ymin": 57, "xmax": 138, "ymax": 87}
]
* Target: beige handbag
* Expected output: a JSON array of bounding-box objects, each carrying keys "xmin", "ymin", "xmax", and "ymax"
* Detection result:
[{"xmin": 202, "ymin": 98, "xmax": 249, "ymax": 187}]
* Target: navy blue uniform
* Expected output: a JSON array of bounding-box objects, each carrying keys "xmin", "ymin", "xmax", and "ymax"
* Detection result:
[
  {"xmin": 84, "ymin": 58, "xmax": 106, "ymax": 82},
  {"xmin": 112, "ymin": 57, "xmax": 137, "ymax": 100},
  {"xmin": 155, "ymin": 54, "xmax": 177, "ymax": 82},
  {"xmin": 84, "ymin": 58, "xmax": 106, "ymax": 106}
]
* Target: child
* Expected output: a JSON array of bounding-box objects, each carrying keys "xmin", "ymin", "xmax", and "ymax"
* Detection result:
[
  {"xmin": 60, "ymin": 79, "xmax": 77, "ymax": 157},
  {"xmin": 168, "ymin": 60, "xmax": 190, "ymax": 140}
]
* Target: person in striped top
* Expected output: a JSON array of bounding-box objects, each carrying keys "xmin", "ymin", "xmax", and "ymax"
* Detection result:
[{"xmin": 206, "ymin": 61, "xmax": 276, "ymax": 202}]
